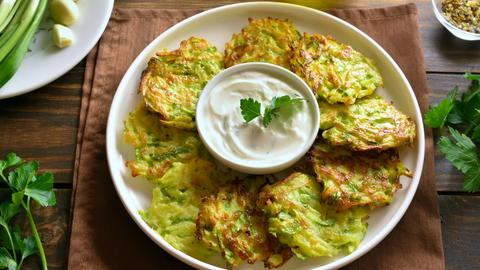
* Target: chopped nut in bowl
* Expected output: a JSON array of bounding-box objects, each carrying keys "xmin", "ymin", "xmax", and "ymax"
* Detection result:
[{"xmin": 432, "ymin": 0, "xmax": 480, "ymax": 40}]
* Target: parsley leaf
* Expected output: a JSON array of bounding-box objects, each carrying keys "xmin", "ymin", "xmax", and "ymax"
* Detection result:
[
  {"xmin": 464, "ymin": 71, "xmax": 480, "ymax": 80},
  {"xmin": 0, "ymin": 227, "xmax": 17, "ymax": 251},
  {"xmin": 423, "ymin": 86, "xmax": 457, "ymax": 132},
  {"xmin": 26, "ymin": 172, "xmax": 56, "ymax": 207},
  {"xmin": 8, "ymin": 161, "xmax": 37, "ymax": 192},
  {"xmin": 438, "ymin": 126, "xmax": 480, "ymax": 192},
  {"xmin": 7, "ymin": 162, "xmax": 56, "ymax": 207},
  {"xmin": 240, "ymin": 95, "xmax": 308, "ymax": 127},
  {"xmin": 0, "ymin": 247, "xmax": 16, "ymax": 270},
  {"xmin": 0, "ymin": 153, "xmax": 23, "ymax": 176},
  {"xmin": 263, "ymin": 95, "xmax": 308, "ymax": 127},
  {"xmin": 13, "ymin": 228, "xmax": 38, "ymax": 263},
  {"xmin": 240, "ymin": 98, "xmax": 262, "ymax": 122},
  {"xmin": 472, "ymin": 125, "xmax": 480, "ymax": 142},
  {"xmin": 0, "ymin": 203, "xmax": 20, "ymax": 229},
  {"xmin": 425, "ymin": 72, "xmax": 480, "ymax": 192},
  {"xmin": 0, "ymin": 226, "xmax": 37, "ymax": 269},
  {"xmin": 0, "ymin": 154, "xmax": 56, "ymax": 269}
]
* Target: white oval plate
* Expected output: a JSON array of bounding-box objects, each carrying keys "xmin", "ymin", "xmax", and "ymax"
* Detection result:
[
  {"xmin": 0, "ymin": 0, "xmax": 114, "ymax": 99},
  {"xmin": 106, "ymin": 2, "xmax": 425, "ymax": 270}
]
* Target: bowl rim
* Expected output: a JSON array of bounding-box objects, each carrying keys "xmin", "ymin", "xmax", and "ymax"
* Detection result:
[
  {"xmin": 431, "ymin": 0, "xmax": 480, "ymax": 39},
  {"xmin": 195, "ymin": 62, "xmax": 320, "ymax": 175}
]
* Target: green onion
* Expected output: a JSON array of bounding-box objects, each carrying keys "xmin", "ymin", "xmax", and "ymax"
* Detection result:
[
  {"xmin": 0, "ymin": 0, "xmax": 17, "ymax": 27},
  {"xmin": 2, "ymin": 0, "xmax": 28, "ymax": 35},
  {"xmin": 0, "ymin": 0, "xmax": 47, "ymax": 89},
  {"xmin": 0, "ymin": 0, "xmax": 22, "ymax": 33},
  {"xmin": 0, "ymin": 22, "xmax": 19, "ymax": 48}
]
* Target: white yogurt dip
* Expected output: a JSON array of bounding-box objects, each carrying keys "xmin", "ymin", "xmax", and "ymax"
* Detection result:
[{"xmin": 201, "ymin": 70, "xmax": 315, "ymax": 167}]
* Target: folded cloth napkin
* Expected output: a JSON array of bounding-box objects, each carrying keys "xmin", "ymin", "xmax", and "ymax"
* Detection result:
[{"xmin": 67, "ymin": 4, "xmax": 444, "ymax": 269}]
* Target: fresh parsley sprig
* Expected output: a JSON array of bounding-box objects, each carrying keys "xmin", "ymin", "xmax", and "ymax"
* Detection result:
[
  {"xmin": 240, "ymin": 95, "xmax": 308, "ymax": 127},
  {"xmin": 0, "ymin": 153, "xmax": 56, "ymax": 270},
  {"xmin": 424, "ymin": 72, "xmax": 480, "ymax": 192}
]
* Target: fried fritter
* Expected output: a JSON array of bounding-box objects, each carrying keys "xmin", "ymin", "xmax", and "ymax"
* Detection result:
[
  {"xmin": 196, "ymin": 176, "xmax": 293, "ymax": 269},
  {"xmin": 290, "ymin": 33, "xmax": 383, "ymax": 105},
  {"xmin": 140, "ymin": 37, "xmax": 224, "ymax": 130},
  {"xmin": 123, "ymin": 102, "xmax": 212, "ymax": 182},
  {"xmin": 301, "ymin": 139, "xmax": 412, "ymax": 212},
  {"xmin": 258, "ymin": 172, "xmax": 368, "ymax": 259},
  {"xmin": 319, "ymin": 95, "xmax": 416, "ymax": 151},
  {"xmin": 224, "ymin": 17, "xmax": 301, "ymax": 69},
  {"xmin": 139, "ymin": 158, "xmax": 231, "ymax": 260}
]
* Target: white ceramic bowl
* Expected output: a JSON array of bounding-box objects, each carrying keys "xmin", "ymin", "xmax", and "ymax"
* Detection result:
[
  {"xmin": 196, "ymin": 63, "xmax": 320, "ymax": 175},
  {"xmin": 432, "ymin": 0, "xmax": 480, "ymax": 41}
]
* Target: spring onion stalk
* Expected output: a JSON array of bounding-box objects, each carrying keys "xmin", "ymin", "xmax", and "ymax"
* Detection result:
[
  {"xmin": 0, "ymin": 21, "xmax": 18, "ymax": 47},
  {"xmin": 0, "ymin": 0, "xmax": 23, "ymax": 33},
  {"xmin": 0, "ymin": 0, "xmax": 47, "ymax": 89},
  {"xmin": 0, "ymin": 0, "xmax": 38, "ymax": 63},
  {"xmin": 1, "ymin": 0, "xmax": 28, "ymax": 35},
  {"xmin": 0, "ymin": 0, "xmax": 17, "ymax": 27}
]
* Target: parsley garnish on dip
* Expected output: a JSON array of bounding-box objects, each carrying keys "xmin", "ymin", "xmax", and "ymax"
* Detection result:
[{"xmin": 201, "ymin": 70, "xmax": 315, "ymax": 166}]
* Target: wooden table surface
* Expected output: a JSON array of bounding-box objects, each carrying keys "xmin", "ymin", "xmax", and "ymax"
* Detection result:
[{"xmin": 0, "ymin": 0, "xmax": 479, "ymax": 269}]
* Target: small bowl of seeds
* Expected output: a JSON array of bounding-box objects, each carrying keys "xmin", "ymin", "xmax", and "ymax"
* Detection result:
[{"xmin": 432, "ymin": 0, "xmax": 480, "ymax": 40}]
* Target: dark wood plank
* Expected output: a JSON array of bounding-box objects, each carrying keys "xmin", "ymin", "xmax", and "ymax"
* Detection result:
[
  {"xmin": 0, "ymin": 189, "xmax": 71, "ymax": 270},
  {"xmin": 0, "ymin": 61, "xmax": 84, "ymax": 184},
  {"xmin": 0, "ymin": 188, "xmax": 474, "ymax": 270},
  {"xmin": 439, "ymin": 195, "xmax": 480, "ymax": 269},
  {"xmin": 113, "ymin": 0, "xmax": 480, "ymax": 73}
]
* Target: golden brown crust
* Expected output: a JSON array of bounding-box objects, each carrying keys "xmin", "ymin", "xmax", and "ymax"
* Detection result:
[
  {"xmin": 196, "ymin": 177, "xmax": 293, "ymax": 269},
  {"xmin": 290, "ymin": 34, "xmax": 383, "ymax": 105},
  {"xmin": 300, "ymin": 139, "xmax": 412, "ymax": 212},
  {"xmin": 140, "ymin": 37, "xmax": 224, "ymax": 131},
  {"xmin": 224, "ymin": 17, "xmax": 300, "ymax": 69}
]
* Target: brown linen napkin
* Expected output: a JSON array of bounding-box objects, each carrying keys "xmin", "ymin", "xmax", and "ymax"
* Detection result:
[{"xmin": 67, "ymin": 4, "xmax": 444, "ymax": 269}]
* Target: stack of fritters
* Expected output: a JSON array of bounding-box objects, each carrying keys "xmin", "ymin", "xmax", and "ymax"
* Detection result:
[
  {"xmin": 123, "ymin": 16, "xmax": 417, "ymax": 269},
  {"xmin": 196, "ymin": 176, "xmax": 293, "ymax": 269},
  {"xmin": 140, "ymin": 37, "xmax": 224, "ymax": 131}
]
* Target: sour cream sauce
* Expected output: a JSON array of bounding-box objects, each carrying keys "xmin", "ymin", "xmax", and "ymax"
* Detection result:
[{"xmin": 202, "ymin": 70, "xmax": 314, "ymax": 166}]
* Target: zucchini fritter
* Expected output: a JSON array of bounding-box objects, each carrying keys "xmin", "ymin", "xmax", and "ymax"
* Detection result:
[
  {"xmin": 290, "ymin": 33, "xmax": 383, "ymax": 105},
  {"xmin": 139, "ymin": 158, "xmax": 231, "ymax": 260},
  {"xmin": 303, "ymin": 139, "xmax": 412, "ymax": 212},
  {"xmin": 123, "ymin": 102, "xmax": 211, "ymax": 182},
  {"xmin": 319, "ymin": 95, "xmax": 416, "ymax": 151},
  {"xmin": 140, "ymin": 37, "xmax": 224, "ymax": 130},
  {"xmin": 196, "ymin": 176, "xmax": 293, "ymax": 269},
  {"xmin": 224, "ymin": 17, "xmax": 301, "ymax": 69},
  {"xmin": 258, "ymin": 173, "xmax": 368, "ymax": 259}
]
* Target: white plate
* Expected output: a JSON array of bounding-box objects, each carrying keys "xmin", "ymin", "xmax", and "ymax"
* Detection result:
[
  {"xmin": 106, "ymin": 2, "xmax": 425, "ymax": 270},
  {"xmin": 0, "ymin": 0, "xmax": 114, "ymax": 99}
]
